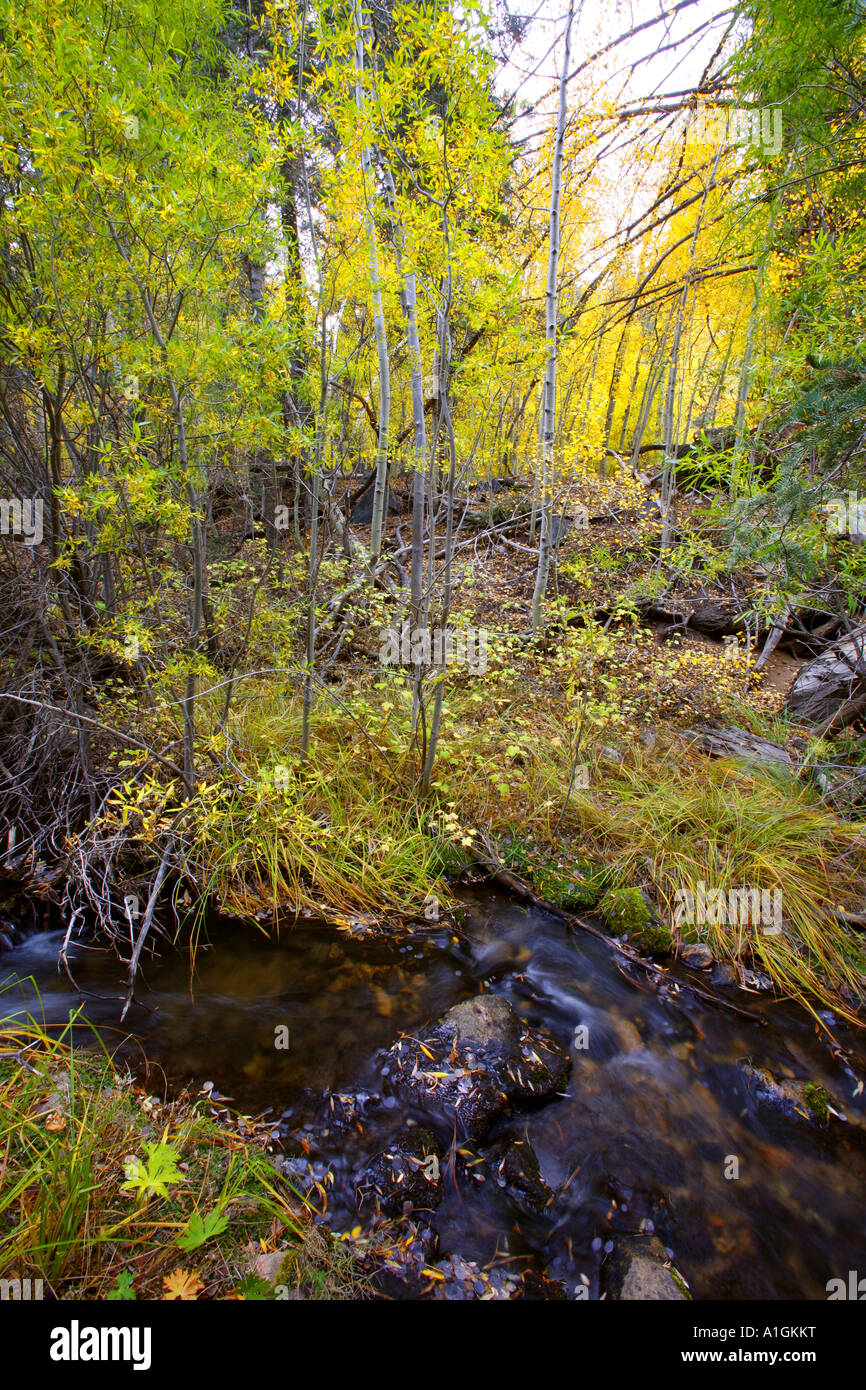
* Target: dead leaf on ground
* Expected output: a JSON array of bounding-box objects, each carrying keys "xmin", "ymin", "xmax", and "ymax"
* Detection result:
[{"xmin": 162, "ymin": 1267, "xmax": 204, "ymax": 1300}]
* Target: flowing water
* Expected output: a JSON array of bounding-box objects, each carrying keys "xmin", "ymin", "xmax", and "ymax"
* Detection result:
[{"xmin": 2, "ymin": 884, "xmax": 865, "ymax": 1299}]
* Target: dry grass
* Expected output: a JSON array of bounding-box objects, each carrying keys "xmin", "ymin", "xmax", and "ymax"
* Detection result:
[{"xmin": 0, "ymin": 1018, "xmax": 364, "ymax": 1300}]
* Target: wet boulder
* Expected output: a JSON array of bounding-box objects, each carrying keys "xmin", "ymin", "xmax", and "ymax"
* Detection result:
[
  {"xmin": 380, "ymin": 995, "xmax": 571, "ymax": 1141},
  {"xmin": 679, "ymin": 943, "xmax": 714, "ymax": 970},
  {"xmin": 603, "ymin": 1235, "xmax": 689, "ymax": 1300},
  {"xmin": 355, "ymin": 1126, "xmax": 443, "ymax": 1216},
  {"xmin": 708, "ymin": 1062, "xmax": 839, "ymax": 1132},
  {"xmin": 710, "ymin": 962, "xmax": 739, "ymax": 986},
  {"xmin": 483, "ymin": 1138, "xmax": 554, "ymax": 1215},
  {"xmin": 738, "ymin": 1064, "xmax": 836, "ymax": 1127},
  {"xmin": 438, "ymin": 995, "xmax": 520, "ymax": 1051}
]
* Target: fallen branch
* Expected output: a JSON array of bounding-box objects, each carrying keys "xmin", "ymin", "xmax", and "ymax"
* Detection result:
[{"xmin": 754, "ymin": 606, "xmax": 791, "ymax": 671}]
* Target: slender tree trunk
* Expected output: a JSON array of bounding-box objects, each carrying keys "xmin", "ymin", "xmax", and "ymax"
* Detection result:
[
  {"xmin": 602, "ymin": 324, "xmax": 629, "ymax": 478},
  {"xmin": 421, "ymin": 224, "xmax": 456, "ymax": 793},
  {"xmin": 380, "ymin": 165, "xmax": 427, "ymax": 634},
  {"xmin": 531, "ymin": 0, "xmax": 575, "ymax": 636},
  {"xmin": 660, "ymin": 146, "xmax": 722, "ymax": 547},
  {"xmin": 353, "ymin": 3, "xmax": 391, "ymax": 562}
]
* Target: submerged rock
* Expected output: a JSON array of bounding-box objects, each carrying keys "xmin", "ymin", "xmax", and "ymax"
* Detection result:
[
  {"xmin": 355, "ymin": 1126, "xmax": 443, "ymax": 1216},
  {"xmin": 679, "ymin": 942, "xmax": 714, "ymax": 970},
  {"xmin": 603, "ymin": 1235, "xmax": 689, "ymax": 1300},
  {"xmin": 482, "ymin": 1138, "xmax": 554, "ymax": 1215},
  {"xmin": 470, "ymin": 938, "xmax": 531, "ymax": 979},
  {"xmin": 707, "ymin": 1061, "xmax": 842, "ymax": 1132},
  {"xmin": 739, "ymin": 1064, "xmax": 838, "ymax": 1127},
  {"xmin": 380, "ymin": 994, "xmax": 571, "ymax": 1141},
  {"xmin": 710, "ymin": 962, "xmax": 738, "ymax": 986}
]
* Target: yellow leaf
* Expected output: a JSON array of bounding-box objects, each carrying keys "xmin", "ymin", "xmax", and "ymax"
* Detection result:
[{"xmin": 162, "ymin": 1268, "xmax": 204, "ymax": 1300}]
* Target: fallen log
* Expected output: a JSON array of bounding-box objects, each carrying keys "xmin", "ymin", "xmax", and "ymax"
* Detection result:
[{"xmin": 786, "ymin": 626, "xmax": 866, "ymax": 724}]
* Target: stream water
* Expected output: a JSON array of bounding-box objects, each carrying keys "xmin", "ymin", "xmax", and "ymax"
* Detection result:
[{"xmin": 2, "ymin": 884, "xmax": 865, "ymax": 1299}]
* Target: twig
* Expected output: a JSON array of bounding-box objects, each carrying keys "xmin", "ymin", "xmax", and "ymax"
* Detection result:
[{"xmin": 120, "ymin": 836, "xmax": 176, "ymax": 1022}]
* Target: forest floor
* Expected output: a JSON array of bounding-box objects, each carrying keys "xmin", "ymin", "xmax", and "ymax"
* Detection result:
[{"xmin": 137, "ymin": 467, "xmax": 864, "ymax": 1022}]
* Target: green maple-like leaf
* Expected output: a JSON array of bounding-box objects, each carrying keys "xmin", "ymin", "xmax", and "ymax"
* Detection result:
[
  {"xmin": 176, "ymin": 1207, "xmax": 229, "ymax": 1252},
  {"xmin": 121, "ymin": 1140, "xmax": 184, "ymax": 1201}
]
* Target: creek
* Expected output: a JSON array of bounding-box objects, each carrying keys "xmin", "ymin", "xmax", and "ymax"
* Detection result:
[{"xmin": 2, "ymin": 883, "xmax": 865, "ymax": 1299}]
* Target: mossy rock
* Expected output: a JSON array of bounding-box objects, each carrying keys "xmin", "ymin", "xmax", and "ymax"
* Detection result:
[
  {"xmin": 599, "ymin": 885, "xmax": 650, "ymax": 933},
  {"xmin": 802, "ymin": 1082, "xmax": 830, "ymax": 1123},
  {"xmin": 533, "ymin": 857, "xmax": 612, "ymax": 911},
  {"xmin": 598, "ymin": 887, "xmax": 672, "ymax": 955},
  {"xmin": 631, "ymin": 921, "xmax": 673, "ymax": 956}
]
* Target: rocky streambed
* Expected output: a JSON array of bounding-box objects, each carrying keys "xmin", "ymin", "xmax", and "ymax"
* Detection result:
[{"xmin": 2, "ymin": 883, "xmax": 866, "ymax": 1300}]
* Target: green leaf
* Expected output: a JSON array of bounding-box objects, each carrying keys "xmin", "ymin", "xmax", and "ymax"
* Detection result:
[
  {"xmin": 236, "ymin": 1274, "xmax": 272, "ymax": 1301},
  {"xmin": 106, "ymin": 1269, "xmax": 137, "ymax": 1301},
  {"xmin": 121, "ymin": 1140, "xmax": 184, "ymax": 1201},
  {"xmin": 176, "ymin": 1207, "xmax": 229, "ymax": 1252}
]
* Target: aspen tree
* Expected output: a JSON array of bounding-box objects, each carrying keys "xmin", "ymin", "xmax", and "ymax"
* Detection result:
[{"xmin": 531, "ymin": 0, "xmax": 576, "ymax": 636}]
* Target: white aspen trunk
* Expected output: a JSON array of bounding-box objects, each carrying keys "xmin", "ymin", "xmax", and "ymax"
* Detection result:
[
  {"xmin": 404, "ymin": 269, "xmax": 428, "ymax": 633},
  {"xmin": 531, "ymin": 0, "xmax": 575, "ymax": 636},
  {"xmin": 353, "ymin": 2, "xmax": 391, "ymax": 562},
  {"xmin": 629, "ymin": 312, "xmax": 674, "ymax": 472},
  {"xmin": 421, "ymin": 227, "xmax": 455, "ymax": 794},
  {"xmin": 529, "ymin": 382, "xmax": 543, "ymax": 544},
  {"xmin": 660, "ymin": 146, "xmax": 722, "ymax": 548},
  {"xmin": 380, "ymin": 164, "xmax": 427, "ymax": 632}
]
